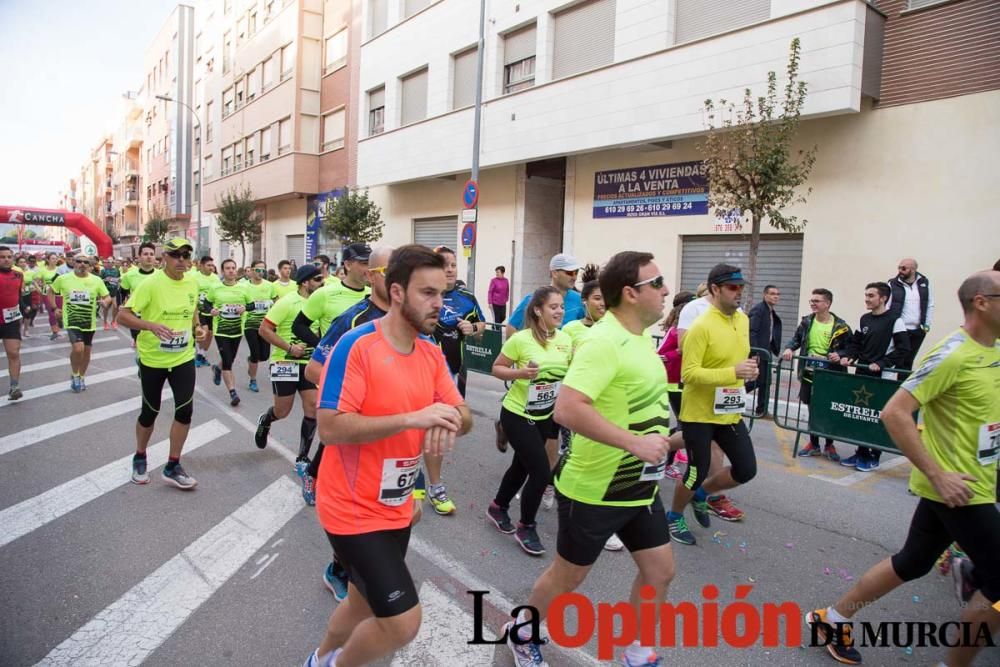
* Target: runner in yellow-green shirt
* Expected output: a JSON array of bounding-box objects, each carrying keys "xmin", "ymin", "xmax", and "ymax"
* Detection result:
[
  {"xmin": 192, "ymin": 255, "xmax": 222, "ymax": 367},
  {"xmin": 205, "ymin": 258, "xmax": 252, "ymax": 406},
  {"xmin": 119, "ymin": 242, "xmax": 159, "ymax": 348},
  {"xmin": 243, "ymin": 260, "xmax": 278, "ymax": 392},
  {"xmin": 293, "ymin": 243, "xmax": 371, "ymax": 341},
  {"xmin": 38, "ymin": 252, "xmax": 63, "ymax": 339},
  {"xmin": 47, "ymin": 256, "xmax": 112, "ymax": 392},
  {"xmin": 805, "ymin": 269, "xmax": 1000, "ymax": 667},
  {"xmin": 273, "ymin": 259, "xmax": 297, "ymax": 300}
]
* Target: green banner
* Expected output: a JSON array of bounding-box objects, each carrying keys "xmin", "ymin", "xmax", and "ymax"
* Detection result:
[
  {"xmin": 808, "ymin": 369, "xmax": 901, "ymax": 453},
  {"xmin": 464, "ymin": 327, "xmax": 503, "ymax": 375}
]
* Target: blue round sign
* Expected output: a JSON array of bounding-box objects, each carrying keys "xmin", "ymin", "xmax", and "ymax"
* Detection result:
[{"xmin": 462, "ymin": 180, "xmax": 479, "ymax": 209}]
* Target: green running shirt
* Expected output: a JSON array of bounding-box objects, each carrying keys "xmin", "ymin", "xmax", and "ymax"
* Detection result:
[
  {"xmin": 207, "ymin": 282, "xmax": 252, "ymax": 338},
  {"xmin": 49, "ymin": 273, "xmax": 109, "ymax": 331},
  {"xmin": 500, "ymin": 329, "xmax": 572, "ymax": 420},
  {"xmin": 127, "ymin": 270, "xmax": 200, "ymax": 368}
]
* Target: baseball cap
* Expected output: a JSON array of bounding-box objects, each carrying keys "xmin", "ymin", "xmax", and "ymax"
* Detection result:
[
  {"xmin": 163, "ymin": 237, "xmax": 194, "ymax": 252},
  {"xmin": 342, "ymin": 243, "xmax": 372, "ymax": 263},
  {"xmin": 549, "ymin": 253, "xmax": 581, "ymax": 272},
  {"xmin": 295, "ymin": 264, "xmax": 322, "ymax": 284},
  {"xmin": 707, "ymin": 264, "xmax": 746, "ymax": 286}
]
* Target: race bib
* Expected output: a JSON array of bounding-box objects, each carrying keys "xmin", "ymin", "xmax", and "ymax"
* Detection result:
[
  {"xmin": 379, "ymin": 456, "xmax": 421, "ymax": 506},
  {"xmin": 159, "ymin": 330, "xmax": 190, "ymax": 353},
  {"xmin": 639, "ymin": 458, "xmax": 667, "ymax": 481},
  {"xmin": 220, "ymin": 304, "xmax": 242, "ymax": 319},
  {"xmin": 269, "ymin": 361, "xmax": 300, "ymax": 382},
  {"xmin": 977, "ymin": 422, "xmax": 1000, "ymax": 466},
  {"xmin": 107, "ymin": 277, "xmax": 120, "ymax": 285},
  {"xmin": 526, "ymin": 381, "xmax": 560, "ymax": 413},
  {"xmin": 69, "ymin": 290, "xmax": 90, "ymax": 305},
  {"xmin": 3, "ymin": 305, "xmax": 22, "ymax": 323},
  {"xmin": 253, "ymin": 300, "xmax": 273, "ymax": 314},
  {"xmin": 713, "ymin": 387, "xmax": 746, "ymax": 415}
]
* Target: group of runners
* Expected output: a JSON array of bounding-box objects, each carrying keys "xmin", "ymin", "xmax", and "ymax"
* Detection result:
[{"xmin": 2, "ymin": 238, "xmax": 996, "ymax": 667}]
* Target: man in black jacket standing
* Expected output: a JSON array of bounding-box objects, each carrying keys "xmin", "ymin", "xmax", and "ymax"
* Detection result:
[
  {"xmin": 749, "ymin": 284, "xmax": 782, "ymax": 356},
  {"xmin": 887, "ymin": 258, "xmax": 933, "ymax": 369}
]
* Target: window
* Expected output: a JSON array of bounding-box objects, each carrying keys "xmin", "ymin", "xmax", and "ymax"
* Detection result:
[
  {"xmin": 249, "ymin": 11, "xmax": 257, "ymax": 35},
  {"xmin": 237, "ymin": 16, "xmax": 247, "ymax": 43},
  {"xmin": 222, "ymin": 87, "xmax": 234, "ymax": 117},
  {"xmin": 404, "ymin": 0, "xmax": 430, "ymax": 17},
  {"xmin": 263, "ymin": 55, "xmax": 276, "ymax": 89},
  {"xmin": 278, "ymin": 118, "xmax": 291, "ymax": 154},
  {"xmin": 325, "ymin": 29, "xmax": 347, "ymax": 72},
  {"xmin": 264, "ymin": 0, "xmax": 275, "ymax": 21},
  {"xmin": 248, "ymin": 66, "xmax": 259, "ymax": 100},
  {"xmin": 368, "ymin": 87, "xmax": 385, "ymax": 136},
  {"xmin": 206, "ymin": 101, "xmax": 213, "ymax": 142},
  {"xmin": 234, "ymin": 142, "xmax": 243, "ymax": 171},
  {"xmin": 223, "ymin": 31, "xmax": 232, "ymax": 73},
  {"xmin": 280, "ymin": 42, "xmax": 296, "ymax": 80},
  {"xmin": 322, "ymin": 109, "xmax": 346, "ymax": 150},
  {"xmin": 193, "ymin": 171, "xmax": 200, "ymax": 203},
  {"xmin": 245, "ymin": 135, "xmax": 255, "ymax": 167},
  {"xmin": 235, "ymin": 79, "xmax": 245, "ymax": 108},
  {"xmin": 204, "ymin": 154, "xmax": 213, "ymax": 179},
  {"xmin": 260, "ymin": 127, "xmax": 272, "ymax": 160},
  {"xmin": 369, "ymin": 0, "xmax": 388, "ymax": 38},
  {"xmin": 503, "ymin": 24, "xmax": 536, "ymax": 93},
  {"xmin": 907, "ymin": 0, "xmax": 950, "ymax": 8},
  {"xmin": 675, "ymin": 0, "xmax": 768, "ymax": 43},
  {"xmin": 552, "ymin": 0, "xmax": 616, "ymax": 80},
  {"xmin": 224, "ymin": 0, "xmax": 231, "ymax": 14},
  {"xmin": 452, "ymin": 47, "xmax": 477, "ymax": 109},
  {"xmin": 222, "ymin": 147, "xmax": 232, "ymax": 175},
  {"xmin": 400, "ymin": 68, "xmax": 428, "ymax": 126}
]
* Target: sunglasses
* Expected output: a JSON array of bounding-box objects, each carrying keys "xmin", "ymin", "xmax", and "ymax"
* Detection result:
[
  {"xmin": 721, "ymin": 283, "xmax": 744, "ymax": 292},
  {"xmin": 310, "ymin": 276, "xmax": 325, "ymax": 283},
  {"xmin": 633, "ymin": 275, "xmax": 664, "ymax": 289},
  {"xmin": 254, "ymin": 268, "xmax": 266, "ymax": 273},
  {"xmin": 312, "ymin": 261, "xmax": 325, "ymax": 268},
  {"xmin": 560, "ymin": 270, "xmax": 579, "ymax": 278},
  {"xmin": 166, "ymin": 251, "xmax": 192, "ymax": 259},
  {"xmin": 74, "ymin": 260, "xmax": 91, "ymax": 266},
  {"xmin": 368, "ymin": 266, "xmax": 387, "ymax": 275}
]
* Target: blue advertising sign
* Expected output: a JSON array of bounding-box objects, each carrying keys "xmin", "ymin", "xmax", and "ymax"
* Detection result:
[
  {"xmin": 593, "ymin": 160, "xmax": 708, "ymax": 218},
  {"xmin": 306, "ymin": 188, "xmax": 342, "ymax": 260}
]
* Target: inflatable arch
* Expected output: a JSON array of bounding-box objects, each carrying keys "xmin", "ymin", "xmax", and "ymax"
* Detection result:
[{"xmin": 0, "ymin": 206, "xmax": 113, "ymax": 258}]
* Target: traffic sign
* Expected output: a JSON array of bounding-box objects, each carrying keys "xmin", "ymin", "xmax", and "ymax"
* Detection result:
[
  {"xmin": 461, "ymin": 223, "xmax": 476, "ymax": 249},
  {"xmin": 462, "ymin": 180, "xmax": 479, "ymax": 209}
]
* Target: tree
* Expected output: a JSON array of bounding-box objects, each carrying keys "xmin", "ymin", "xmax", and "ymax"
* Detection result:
[
  {"xmin": 701, "ymin": 38, "xmax": 818, "ymax": 306},
  {"xmin": 143, "ymin": 207, "xmax": 170, "ymax": 244},
  {"xmin": 215, "ymin": 185, "xmax": 263, "ymax": 265},
  {"xmin": 321, "ymin": 186, "xmax": 384, "ymax": 245}
]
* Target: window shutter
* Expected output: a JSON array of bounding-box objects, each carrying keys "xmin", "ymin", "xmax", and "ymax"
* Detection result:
[
  {"xmin": 400, "ymin": 68, "xmax": 428, "ymax": 126},
  {"xmin": 552, "ymin": 0, "xmax": 616, "ymax": 80},
  {"xmin": 675, "ymin": 0, "xmax": 769, "ymax": 44},
  {"xmin": 452, "ymin": 47, "xmax": 478, "ymax": 109},
  {"xmin": 504, "ymin": 24, "xmax": 536, "ymax": 65},
  {"xmin": 413, "ymin": 217, "xmax": 458, "ymax": 249}
]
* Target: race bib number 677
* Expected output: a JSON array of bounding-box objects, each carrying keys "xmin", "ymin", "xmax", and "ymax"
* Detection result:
[{"xmin": 379, "ymin": 457, "xmax": 421, "ymax": 506}]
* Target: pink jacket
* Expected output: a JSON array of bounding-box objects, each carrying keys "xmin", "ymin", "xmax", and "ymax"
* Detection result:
[
  {"xmin": 657, "ymin": 326, "xmax": 682, "ymax": 385},
  {"xmin": 488, "ymin": 277, "xmax": 509, "ymax": 305}
]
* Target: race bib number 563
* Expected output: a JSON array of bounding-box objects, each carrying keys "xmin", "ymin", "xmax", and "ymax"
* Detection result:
[{"xmin": 379, "ymin": 457, "xmax": 421, "ymax": 506}]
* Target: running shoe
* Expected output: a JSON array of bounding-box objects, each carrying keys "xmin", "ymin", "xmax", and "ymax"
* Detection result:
[
  {"xmin": 840, "ymin": 454, "xmax": 861, "ymax": 468},
  {"xmin": 495, "ymin": 419, "xmax": 508, "ymax": 453},
  {"xmin": 254, "ymin": 412, "xmax": 271, "ymax": 449},
  {"xmin": 323, "ymin": 561, "xmax": 349, "ymax": 602},
  {"xmin": 131, "ymin": 457, "xmax": 149, "ymax": 484},
  {"xmin": 162, "ymin": 463, "xmax": 198, "ymax": 489},
  {"xmin": 212, "ymin": 364, "xmax": 222, "ymax": 385},
  {"xmin": 428, "ymin": 484, "xmax": 456, "ymax": 515},
  {"xmin": 707, "ymin": 495, "xmax": 745, "ymax": 522},
  {"xmin": 692, "ymin": 499, "xmax": 712, "ymax": 528},
  {"xmin": 604, "ymin": 533, "xmax": 625, "ymax": 552},
  {"xmin": 623, "ymin": 650, "xmax": 662, "ymax": 666},
  {"xmin": 70, "ymin": 376, "xmax": 81, "ymax": 393},
  {"xmin": 294, "ymin": 459, "xmax": 310, "ymax": 479},
  {"xmin": 951, "ymin": 557, "xmax": 977, "ymax": 603},
  {"xmin": 856, "ymin": 457, "xmax": 879, "ymax": 472},
  {"xmin": 49, "ymin": 331, "xmax": 59, "ymax": 340},
  {"xmin": 798, "ymin": 442, "xmax": 822, "ymax": 457},
  {"xmin": 824, "ymin": 444, "xmax": 841, "ymax": 463},
  {"xmin": 805, "ymin": 608, "xmax": 861, "ymax": 665},
  {"xmin": 664, "ymin": 464, "xmax": 683, "ymax": 481},
  {"xmin": 248, "ymin": 378, "xmax": 259, "ymax": 392},
  {"xmin": 8, "ymin": 385, "xmax": 22, "ymax": 401},
  {"xmin": 194, "ymin": 355, "xmax": 206, "ymax": 368},
  {"xmin": 79, "ymin": 376, "xmax": 86, "ymax": 391},
  {"xmin": 302, "ymin": 648, "xmax": 341, "ymax": 667},
  {"xmin": 112, "ymin": 321, "xmax": 118, "ymax": 329},
  {"xmin": 486, "ymin": 502, "xmax": 515, "ymax": 534},
  {"xmin": 667, "ymin": 514, "xmax": 696, "ymax": 546},
  {"xmin": 515, "ymin": 522, "xmax": 546, "ymax": 556},
  {"xmin": 503, "ymin": 621, "xmax": 549, "ymax": 667},
  {"xmin": 103, "ymin": 322, "xmax": 110, "ymax": 331},
  {"xmin": 302, "ymin": 474, "xmax": 316, "ymax": 506},
  {"xmin": 229, "ymin": 390, "xmax": 240, "ymax": 407},
  {"xmin": 541, "ymin": 485, "xmax": 555, "ymax": 511}
]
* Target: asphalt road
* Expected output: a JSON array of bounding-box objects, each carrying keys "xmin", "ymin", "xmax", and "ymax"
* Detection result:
[{"xmin": 0, "ymin": 319, "xmax": 990, "ymax": 666}]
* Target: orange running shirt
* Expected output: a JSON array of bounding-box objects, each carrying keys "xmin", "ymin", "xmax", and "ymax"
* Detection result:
[{"xmin": 316, "ymin": 319, "xmax": 463, "ymax": 535}]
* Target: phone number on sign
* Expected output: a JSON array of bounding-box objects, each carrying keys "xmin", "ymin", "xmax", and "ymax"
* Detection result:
[{"xmin": 602, "ymin": 202, "xmax": 695, "ymax": 215}]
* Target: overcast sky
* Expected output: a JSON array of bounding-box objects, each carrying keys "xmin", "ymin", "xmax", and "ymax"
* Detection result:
[{"xmin": 0, "ymin": 0, "xmax": 183, "ymax": 234}]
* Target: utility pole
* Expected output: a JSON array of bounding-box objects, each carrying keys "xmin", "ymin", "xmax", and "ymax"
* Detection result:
[
  {"xmin": 156, "ymin": 94, "xmax": 203, "ymax": 255},
  {"xmin": 465, "ymin": 0, "xmax": 486, "ymax": 293}
]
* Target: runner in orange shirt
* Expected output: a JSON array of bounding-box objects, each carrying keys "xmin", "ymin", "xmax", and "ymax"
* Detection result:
[{"xmin": 304, "ymin": 244, "xmax": 473, "ymax": 667}]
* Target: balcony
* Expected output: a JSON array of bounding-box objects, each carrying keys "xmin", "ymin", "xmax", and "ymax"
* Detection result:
[
  {"xmin": 124, "ymin": 191, "xmax": 139, "ymax": 206},
  {"xmin": 202, "ymin": 150, "xmax": 318, "ymax": 210},
  {"xmin": 357, "ymin": 0, "xmax": 883, "ymax": 186}
]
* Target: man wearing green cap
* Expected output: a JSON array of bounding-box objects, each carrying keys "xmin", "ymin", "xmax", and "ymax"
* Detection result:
[{"xmin": 118, "ymin": 238, "xmax": 208, "ymax": 490}]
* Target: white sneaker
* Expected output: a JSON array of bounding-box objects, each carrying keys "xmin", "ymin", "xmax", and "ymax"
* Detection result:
[
  {"xmin": 604, "ymin": 533, "xmax": 625, "ymax": 551},
  {"xmin": 541, "ymin": 485, "xmax": 555, "ymax": 510}
]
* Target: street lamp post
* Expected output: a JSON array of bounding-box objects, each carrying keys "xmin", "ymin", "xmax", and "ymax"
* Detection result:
[{"xmin": 156, "ymin": 94, "xmax": 203, "ymax": 255}]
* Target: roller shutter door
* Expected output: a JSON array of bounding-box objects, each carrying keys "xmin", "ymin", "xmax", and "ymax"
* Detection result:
[
  {"xmin": 413, "ymin": 216, "xmax": 458, "ymax": 250},
  {"xmin": 285, "ymin": 234, "xmax": 305, "ymax": 264},
  {"xmin": 680, "ymin": 234, "xmax": 803, "ymax": 328}
]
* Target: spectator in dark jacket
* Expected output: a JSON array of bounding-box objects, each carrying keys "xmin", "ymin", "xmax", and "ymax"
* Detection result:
[
  {"xmin": 782, "ymin": 288, "xmax": 852, "ymax": 461},
  {"xmin": 749, "ymin": 285, "xmax": 783, "ymax": 355}
]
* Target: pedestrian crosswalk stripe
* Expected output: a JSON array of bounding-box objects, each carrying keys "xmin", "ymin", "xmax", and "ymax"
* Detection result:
[
  {"xmin": 0, "ymin": 367, "xmax": 137, "ymax": 408},
  {"xmin": 0, "ymin": 335, "xmax": 118, "ymax": 358},
  {"xmin": 0, "ymin": 420, "xmax": 229, "ymax": 549},
  {"xmin": 0, "ymin": 348, "xmax": 134, "ymax": 378},
  {"xmin": 0, "ymin": 394, "xmax": 170, "ymax": 457},
  {"xmin": 37, "ymin": 476, "xmax": 302, "ymax": 666}
]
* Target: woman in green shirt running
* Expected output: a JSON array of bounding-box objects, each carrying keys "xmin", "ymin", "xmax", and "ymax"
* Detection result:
[
  {"xmin": 488, "ymin": 286, "xmax": 572, "ymax": 556},
  {"xmin": 206, "ymin": 258, "xmax": 252, "ymax": 406}
]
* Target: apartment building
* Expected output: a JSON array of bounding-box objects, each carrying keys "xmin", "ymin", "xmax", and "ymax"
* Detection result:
[
  {"xmin": 108, "ymin": 101, "xmax": 146, "ymax": 250},
  {"xmin": 356, "ymin": 0, "xmax": 999, "ymax": 331},
  {"xmin": 198, "ymin": 0, "xmax": 358, "ymax": 266}
]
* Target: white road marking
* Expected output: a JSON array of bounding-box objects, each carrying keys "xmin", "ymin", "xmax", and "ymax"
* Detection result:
[
  {"xmin": 0, "ymin": 394, "xmax": 170, "ymax": 457},
  {"xmin": 0, "ymin": 420, "xmax": 229, "ymax": 549},
  {"xmin": 809, "ymin": 455, "xmax": 911, "ymax": 486},
  {"xmin": 0, "ymin": 348, "xmax": 133, "ymax": 378},
  {"xmin": 193, "ymin": 385, "xmax": 299, "ymax": 465},
  {"xmin": 36, "ymin": 477, "xmax": 303, "ymax": 666},
  {"xmin": 0, "ymin": 367, "xmax": 137, "ymax": 408},
  {"xmin": 0, "ymin": 335, "xmax": 118, "ymax": 357},
  {"xmin": 390, "ymin": 580, "xmax": 497, "ymax": 667},
  {"xmin": 250, "ymin": 552, "xmax": 280, "ymax": 580}
]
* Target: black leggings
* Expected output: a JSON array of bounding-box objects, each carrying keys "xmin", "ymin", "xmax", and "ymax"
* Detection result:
[
  {"xmin": 680, "ymin": 420, "xmax": 757, "ymax": 491},
  {"xmin": 244, "ymin": 326, "xmax": 270, "ymax": 364},
  {"xmin": 138, "ymin": 360, "xmax": 195, "ymax": 427},
  {"xmin": 216, "ymin": 336, "xmax": 241, "ymax": 371},
  {"xmin": 891, "ymin": 498, "xmax": 1000, "ymax": 603},
  {"xmin": 494, "ymin": 407, "xmax": 554, "ymax": 526}
]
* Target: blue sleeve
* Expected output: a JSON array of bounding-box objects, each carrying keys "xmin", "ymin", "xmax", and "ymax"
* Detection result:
[
  {"xmin": 508, "ymin": 295, "xmax": 529, "ymax": 328},
  {"xmin": 562, "ymin": 290, "xmax": 585, "ymax": 325},
  {"xmin": 310, "ymin": 317, "xmax": 350, "ymax": 366}
]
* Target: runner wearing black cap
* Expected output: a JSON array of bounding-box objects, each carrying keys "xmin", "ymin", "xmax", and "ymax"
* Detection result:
[{"xmin": 293, "ymin": 243, "xmax": 371, "ymax": 343}]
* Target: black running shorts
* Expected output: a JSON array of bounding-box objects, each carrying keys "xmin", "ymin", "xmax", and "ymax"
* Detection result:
[
  {"xmin": 326, "ymin": 527, "xmax": 417, "ymax": 618},
  {"xmin": 555, "ymin": 490, "xmax": 669, "ymax": 567}
]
